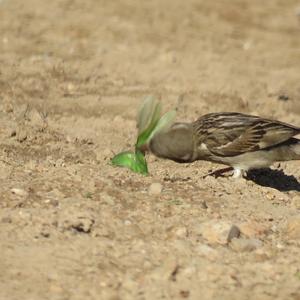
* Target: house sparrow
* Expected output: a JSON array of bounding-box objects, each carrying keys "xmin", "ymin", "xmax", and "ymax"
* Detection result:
[{"xmin": 146, "ymin": 112, "xmax": 300, "ymax": 178}]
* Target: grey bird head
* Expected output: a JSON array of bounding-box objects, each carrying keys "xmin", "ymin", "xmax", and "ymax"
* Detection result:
[{"xmin": 148, "ymin": 122, "xmax": 195, "ymax": 163}]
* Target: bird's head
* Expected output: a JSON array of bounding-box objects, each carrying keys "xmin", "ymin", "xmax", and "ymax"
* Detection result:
[{"xmin": 144, "ymin": 122, "xmax": 195, "ymax": 163}]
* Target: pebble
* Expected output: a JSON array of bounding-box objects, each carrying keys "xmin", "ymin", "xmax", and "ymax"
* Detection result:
[
  {"xmin": 285, "ymin": 215, "xmax": 300, "ymax": 240},
  {"xmin": 197, "ymin": 220, "xmax": 240, "ymax": 245},
  {"xmin": 16, "ymin": 128, "xmax": 27, "ymax": 142},
  {"xmin": 168, "ymin": 226, "xmax": 188, "ymax": 239},
  {"xmin": 18, "ymin": 210, "xmax": 32, "ymax": 220},
  {"xmin": 230, "ymin": 238, "xmax": 263, "ymax": 252},
  {"xmin": 148, "ymin": 182, "xmax": 163, "ymax": 195},
  {"xmin": 28, "ymin": 108, "xmax": 47, "ymax": 128},
  {"xmin": 58, "ymin": 211, "xmax": 95, "ymax": 234},
  {"xmin": 227, "ymin": 225, "xmax": 241, "ymax": 242},
  {"xmin": 11, "ymin": 188, "xmax": 28, "ymax": 197},
  {"xmin": 3, "ymin": 102, "xmax": 13, "ymax": 113},
  {"xmin": 174, "ymin": 226, "xmax": 188, "ymax": 238}
]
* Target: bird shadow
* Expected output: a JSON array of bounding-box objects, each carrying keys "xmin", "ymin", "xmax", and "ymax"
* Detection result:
[{"xmin": 246, "ymin": 168, "xmax": 300, "ymax": 192}]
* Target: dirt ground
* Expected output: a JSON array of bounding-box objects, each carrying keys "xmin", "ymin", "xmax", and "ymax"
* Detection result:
[{"xmin": 1, "ymin": 0, "xmax": 300, "ymax": 299}]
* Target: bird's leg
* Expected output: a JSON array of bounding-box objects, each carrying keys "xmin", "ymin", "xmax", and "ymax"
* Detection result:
[{"xmin": 203, "ymin": 167, "xmax": 233, "ymax": 178}]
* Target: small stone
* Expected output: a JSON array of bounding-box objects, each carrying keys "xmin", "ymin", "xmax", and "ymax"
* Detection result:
[
  {"xmin": 3, "ymin": 102, "xmax": 14, "ymax": 113},
  {"xmin": 58, "ymin": 210, "xmax": 95, "ymax": 234},
  {"xmin": 276, "ymin": 243, "xmax": 285, "ymax": 250},
  {"xmin": 124, "ymin": 220, "xmax": 132, "ymax": 225},
  {"xmin": 278, "ymin": 94, "xmax": 289, "ymax": 101},
  {"xmin": 175, "ymin": 226, "xmax": 188, "ymax": 238},
  {"xmin": 10, "ymin": 129, "xmax": 16, "ymax": 137},
  {"xmin": 227, "ymin": 225, "xmax": 241, "ymax": 242},
  {"xmin": 16, "ymin": 128, "xmax": 27, "ymax": 142},
  {"xmin": 28, "ymin": 108, "xmax": 47, "ymax": 128},
  {"xmin": 18, "ymin": 210, "xmax": 32, "ymax": 220},
  {"xmin": 197, "ymin": 220, "xmax": 239, "ymax": 245},
  {"xmin": 239, "ymin": 221, "xmax": 270, "ymax": 238},
  {"xmin": 11, "ymin": 188, "xmax": 28, "ymax": 197},
  {"xmin": 230, "ymin": 238, "xmax": 263, "ymax": 252},
  {"xmin": 285, "ymin": 215, "xmax": 300, "ymax": 240},
  {"xmin": 55, "ymin": 158, "xmax": 65, "ymax": 167},
  {"xmin": 73, "ymin": 217, "xmax": 94, "ymax": 233},
  {"xmin": 148, "ymin": 182, "xmax": 163, "ymax": 195},
  {"xmin": 265, "ymin": 192, "xmax": 275, "ymax": 201},
  {"xmin": 67, "ymin": 83, "xmax": 75, "ymax": 92},
  {"xmin": 168, "ymin": 226, "xmax": 188, "ymax": 239}
]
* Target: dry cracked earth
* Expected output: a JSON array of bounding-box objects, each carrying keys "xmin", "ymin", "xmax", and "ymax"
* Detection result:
[{"xmin": 1, "ymin": 0, "xmax": 300, "ymax": 299}]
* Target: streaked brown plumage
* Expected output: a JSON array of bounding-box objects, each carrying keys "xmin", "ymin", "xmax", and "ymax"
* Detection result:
[{"xmin": 147, "ymin": 112, "xmax": 300, "ymax": 178}]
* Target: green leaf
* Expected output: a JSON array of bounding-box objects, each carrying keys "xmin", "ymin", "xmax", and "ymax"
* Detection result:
[
  {"xmin": 137, "ymin": 96, "xmax": 159, "ymax": 134},
  {"xmin": 111, "ymin": 150, "xmax": 148, "ymax": 175},
  {"xmin": 111, "ymin": 95, "xmax": 176, "ymax": 175},
  {"xmin": 111, "ymin": 151, "xmax": 136, "ymax": 168},
  {"xmin": 147, "ymin": 110, "xmax": 176, "ymax": 141},
  {"xmin": 134, "ymin": 149, "xmax": 148, "ymax": 174},
  {"xmin": 136, "ymin": 104, "xmax": 162, "ymax": 147}
]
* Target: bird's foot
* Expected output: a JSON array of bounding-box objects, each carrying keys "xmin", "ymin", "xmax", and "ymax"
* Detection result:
[{"xmin": 203, "ymin": 167, "xmax": 234, "ymax": 178}]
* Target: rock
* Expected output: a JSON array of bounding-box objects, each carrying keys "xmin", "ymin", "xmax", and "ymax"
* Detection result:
[
  {"xmin": 239, "ymin": 221, "xmax": 270, "ymax": 238},
  {"xmin": 174, "ymin": 226, "xmax": 188, "ymax": 238},
  {"xmin": 57, "ymin": 210, "xmax": 95, "ymax": 234},
  {"xmin": 28, "ymin": 108, "xmax": 47, "ymax": 128},
  {"xmin": 16, "ymin": 128, "xmax": 27, "ymax": 142},
  {"xmin": 197, "ymin": 221, "xmax": 240, "ymax": 245},
  {"xmin": 227, "ymin": 225, "xmax": 241, "ymax": 242},
  {"xmin": 148, "ymin": 182, "xmax": 163, "ymax": 195},
  {"xmin": 3, "ymin": 101, "xmax": 14, "ymax": 113},
  {"xmin": 230, "ymin": 238, "xmax": 263, "ymax": 252},
  {"xmin": 11, "ymin": 188, "xmax": 28, "ymax": 197},
  {"xmin": 285, "ymin": 215, "xmax": 300, "ymax": 240}
]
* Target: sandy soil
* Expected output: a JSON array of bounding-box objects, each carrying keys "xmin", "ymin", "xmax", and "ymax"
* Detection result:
[{"xmin": 1, "ymin": 0, "xmax": 300, "ymax": 299}]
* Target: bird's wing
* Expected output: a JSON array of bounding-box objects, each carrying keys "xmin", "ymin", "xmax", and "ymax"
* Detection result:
[{"xmin": 194, "ymin": 113, "xmax": 300, "ymax": 157}]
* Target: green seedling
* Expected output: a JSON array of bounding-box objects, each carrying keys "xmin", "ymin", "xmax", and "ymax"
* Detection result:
[
  {"xmin": 111, "ymin": 149, "xmax": 148, "ymax": 175},
  {"xmin": 111, "ymin": 96, "xmax": 176, "ymax": 175}
]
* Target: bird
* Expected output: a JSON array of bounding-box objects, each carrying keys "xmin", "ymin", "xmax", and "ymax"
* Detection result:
[{"xmin": 144, "ymin": 112, "xmax": 300, "ymax": 178}]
